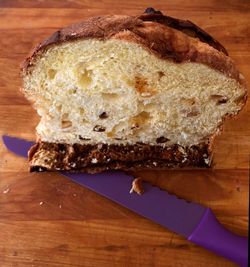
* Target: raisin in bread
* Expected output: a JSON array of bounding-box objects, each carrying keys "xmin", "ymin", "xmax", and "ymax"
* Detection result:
[{"xmin": 22, "ymin": 8, "xmax": 247, "ymax": 173}]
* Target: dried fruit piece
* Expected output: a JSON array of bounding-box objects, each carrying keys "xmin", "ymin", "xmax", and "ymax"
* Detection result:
[
  {"xmin": 135, "ymin": 76, "xmax": 157, "ymax": 97},
  {"xmin": 93, "ymin": 125, "xmax": 106, "ymax": 132},
  {"xmin": 99, "ymin": 112, "xmax": 108, "ymax": 119},
  {"xmin": 79, "ymin": 136, "xmax": 91, "ymax": 141}
]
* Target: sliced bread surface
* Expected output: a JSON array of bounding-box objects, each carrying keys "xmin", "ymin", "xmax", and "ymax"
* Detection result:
[{"xmin": 22, "ymin": 9, "xmax": 247, "ymax": 172}]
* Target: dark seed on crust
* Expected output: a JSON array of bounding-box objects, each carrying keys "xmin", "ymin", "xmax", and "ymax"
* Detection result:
[{"xmin": 29, "ymin": 141, "xmax": 211, "ymax": 172}]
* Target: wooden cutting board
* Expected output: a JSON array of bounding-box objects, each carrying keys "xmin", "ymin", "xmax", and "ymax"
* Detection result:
[{"xmin": 0, "ymin": 1, "xmax": 249, "ymax": 266}]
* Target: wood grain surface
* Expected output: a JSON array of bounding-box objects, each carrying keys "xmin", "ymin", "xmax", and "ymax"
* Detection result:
[{"xmin": 0, "ymin": 1, "xmax": 249, "ymax": 266}]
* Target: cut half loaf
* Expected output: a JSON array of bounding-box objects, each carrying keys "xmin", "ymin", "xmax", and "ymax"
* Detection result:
[{"xmin": 22, "ymin": 8, "xmax": 247, "ymax": 173}]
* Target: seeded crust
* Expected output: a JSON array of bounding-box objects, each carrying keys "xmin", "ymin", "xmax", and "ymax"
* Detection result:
[{"xmin": 28, "ymin": 141, "xmax": 211, "ymax": 173}]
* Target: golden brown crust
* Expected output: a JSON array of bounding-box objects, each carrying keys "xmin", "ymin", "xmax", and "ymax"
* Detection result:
[
  {"xmin": 139, "ymin": 8, "xmax": 228, "ymax": 55},
  {"xmin": 22, "ymin": 8, "xmax": 246, "ymax": 88},
  {"xmin": 29, "ymin": 141, "xmax": 211, "ymax": 173}
]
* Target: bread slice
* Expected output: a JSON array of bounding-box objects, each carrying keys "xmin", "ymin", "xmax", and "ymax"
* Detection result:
[{"xmin": 22, "ymin": 8, "xmax": 247, "ymax": 173}]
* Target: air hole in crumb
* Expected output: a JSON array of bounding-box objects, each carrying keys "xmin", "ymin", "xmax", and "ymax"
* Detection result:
[
  {"xmin": 180, "ymin": 97, "xmax": 196, "ymax": 106},
  {"xmin": 210, "ymin": 94, "xmax": 224, "ymax": 99},
  {"xmin": 62, "ymin": 113, "xmax": 69, "ymax": 120},
  {"xmin": 210, "ymin": 95, "xmax": 228, "ymax": 105},
  {"xmin": 56, "ymin": 105, "xmax": 62, "ymax": 112},
  {"xmin": 217, "ymin": 99, "xmax": 228, "ymax": 105},
  {"xmin": 114, "ymin": 137, "xmax": 126, "ymax": 140},
  {"xmin": 156, "ymin": 136, "xmax": 169, "ymax": 143},
  {"xmin": 61, "ymin": 120, "xmax": 72, "ymax": 128},
  {"xmin": 79, "ymin": 107, "xmax": 84, "ymax": 115},
  {"xmin": 78, "ymin": 69, "xmax": 92, "ymax": 88},
  {"xmin": 131, "ymin": 111, "xmax": 150, "ymax": 126},
  {"xmin": 125, "ymin": 78, "xmax": 135, "ymax": 87},
  {"xmin": 107, "ymin": 121, "xmax": 127, "ymax": 137},
  {"xmin": 143, "ymin": 103, "xmax": 158, "ymax": 112},
  {"xmin": 102, "ymin": 93, "xmax": 121, "ymax": 101},
  {"xmin": 68, "ymin": 88, "xmax": 77, "ymax": 94},
  {"xmin": 48, "ymin": 69, "xmax": 57, "ymax": 79}
]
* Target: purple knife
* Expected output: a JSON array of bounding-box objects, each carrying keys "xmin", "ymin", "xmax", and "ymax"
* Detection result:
[{"xmin": 2, "ymin": 135, "xmax": 248, "ymax": 266}]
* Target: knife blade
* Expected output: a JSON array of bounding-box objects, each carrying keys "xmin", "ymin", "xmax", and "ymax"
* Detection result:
[{"xmin": 2, "ymin": 135, "xmax": 248, "ymax": 266}]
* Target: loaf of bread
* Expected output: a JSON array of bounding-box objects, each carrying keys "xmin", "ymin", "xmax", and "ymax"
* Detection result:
[{"xmin": 22, "ymin": 8, "xmax": 247, "ymax": 173}]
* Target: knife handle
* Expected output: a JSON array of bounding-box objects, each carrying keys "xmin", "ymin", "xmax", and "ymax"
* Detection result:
[{"xmin": 188, "ymin": 208, "xmax": 248, "ymax": 266}]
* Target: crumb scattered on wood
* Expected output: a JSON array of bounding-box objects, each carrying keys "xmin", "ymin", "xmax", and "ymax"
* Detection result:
[
  {"xmin": 39, "ymin": 201, "xmax": 44, "ymax": 206},
  {"xmin": 129, "ymin": 178, "xmax": 144, "ymax": 195},
  {"xmin": 59, "ymin": 204, "xmax": 62, "ymax": 209},
  {"xmin": 3, "ymin": 188, "xmax": 10, "ymax": 194}
]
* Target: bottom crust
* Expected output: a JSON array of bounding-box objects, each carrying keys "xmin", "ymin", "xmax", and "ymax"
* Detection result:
[{"xmin": 28, "ymin": 142, "xmax": 212, "ymax": 173}]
